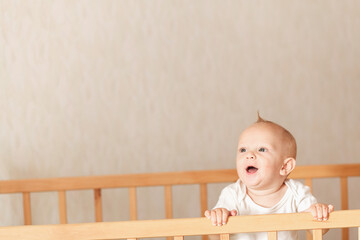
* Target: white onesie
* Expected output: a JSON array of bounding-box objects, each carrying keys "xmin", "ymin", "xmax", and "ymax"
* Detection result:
[{"xmin": 213, "ymin": 179, "xmax": 317, "ymax": 240}]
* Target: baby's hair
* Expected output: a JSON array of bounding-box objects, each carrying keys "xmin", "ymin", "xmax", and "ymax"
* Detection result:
[
  {"xmin": 256, "ymin": 111, "xmax": 268, "ymax": 123},
  {"xmin": 254, "ymin": 112, "xmax": 297, "ymax": 159}
]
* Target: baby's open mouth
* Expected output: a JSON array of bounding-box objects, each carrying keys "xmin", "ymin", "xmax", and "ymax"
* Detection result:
[{"xmin": 246, "ymin": 166, "xmax": 258, "ymax": 174}]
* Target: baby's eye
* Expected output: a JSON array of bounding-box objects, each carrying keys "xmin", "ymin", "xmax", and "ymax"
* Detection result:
[
  {"xmin": 258, "ymin": 147, "xmax": 267, "ymax": 152},
  {"xmin": 239, "ymin": 148, "xmax": 246, "ymax": 153}
]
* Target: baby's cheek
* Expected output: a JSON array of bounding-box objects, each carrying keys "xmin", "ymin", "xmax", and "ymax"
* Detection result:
[{"xmin": 236, "ymin": 161, "xmax": 243, "ymax": 174}]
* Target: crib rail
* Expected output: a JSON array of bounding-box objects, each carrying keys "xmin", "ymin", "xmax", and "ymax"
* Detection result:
[
  {"xmin": 0, "ymin": 163, "xmax": 359, "ymax": 240},
  {"xmin": 1, "ymin": 164, "xmax": 359, "ymax": 193},
  {"xmin": 0, "ymin": 210, "xmax": 359, "ymax": 240},
  {"xmin": 2, "ymin": 164, "xmax": 359, "ymax": 194}
]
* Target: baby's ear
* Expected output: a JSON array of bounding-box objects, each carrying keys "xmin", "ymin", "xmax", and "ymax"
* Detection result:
[{"xmin": 280, "ymin": 158, "xmax": 296, "ymax": 176}]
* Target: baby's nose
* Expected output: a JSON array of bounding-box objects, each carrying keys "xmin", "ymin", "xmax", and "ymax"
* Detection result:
[{"xmin": 246, "ymin": 152, "xmax": 256, "ymax": 159}]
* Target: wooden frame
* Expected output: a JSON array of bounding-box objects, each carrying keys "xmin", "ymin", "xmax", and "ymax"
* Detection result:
[
  {"xmin": 0, "ymin": 163, "xmax": 359, "ymax": 240},
  {"xmin": 0, "ymin": 210, "xmax": 359, "ymax": 240}
]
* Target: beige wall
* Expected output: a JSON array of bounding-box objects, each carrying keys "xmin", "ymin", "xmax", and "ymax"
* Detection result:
[{"xmin": 1, "ymin": 1, "xmax": 359, "ymax": 239}]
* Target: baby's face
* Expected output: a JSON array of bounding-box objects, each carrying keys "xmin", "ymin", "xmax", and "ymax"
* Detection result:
[{"xmin": 236, "ymin": 123, "xmax": 288, "ymax": 191}]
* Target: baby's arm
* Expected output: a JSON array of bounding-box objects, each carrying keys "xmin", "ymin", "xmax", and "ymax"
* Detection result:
[{"xmin": 305, "ymin": 203, "xmax": 334, "ymax": 235}]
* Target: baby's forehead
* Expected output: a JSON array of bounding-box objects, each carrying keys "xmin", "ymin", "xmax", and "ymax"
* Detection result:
[{"xmin": 238, "ymin": 121, "xmax": 297, "ymax": 158}]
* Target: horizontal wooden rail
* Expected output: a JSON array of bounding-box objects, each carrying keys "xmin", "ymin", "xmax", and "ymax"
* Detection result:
[
  {"xmin": 289, "ymin": 164, "xmax": 360, "ymax": 178},
  {"xmin": 0, "ymin": 164, "xmax": 359, "ymax": 194},
  {"xmin": 0, "ymin": 169, "xmax": 236, "ymax": 193},
  {"xmin": 0, "ymin": 210, "xmax": 359, "ymax": 240}
]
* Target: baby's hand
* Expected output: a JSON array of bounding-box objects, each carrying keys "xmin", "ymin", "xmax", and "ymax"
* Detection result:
[
  {"xmin": 204, "ymin": 208, "xmax": 237, "ymax": 226},
  {"xmin": 307, "ymin": 203, "xmax": 334, "ymax": 221}
]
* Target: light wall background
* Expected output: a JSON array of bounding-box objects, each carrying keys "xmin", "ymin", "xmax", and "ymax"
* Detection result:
[{"xmin": 0, "ymin": 1, "xmax": 359, "ymax": 239}]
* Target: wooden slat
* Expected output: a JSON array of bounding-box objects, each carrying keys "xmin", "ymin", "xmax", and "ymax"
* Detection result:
[
  {"xmin": 174, "ymin": 236, "xmax": 184, "ymax": 240},
  {"xmin": 165, "ymin": 185, "xmax": 173, "ymax": 219},
  {"xmin": 313, "ymin": 229, "xmax": 323, "ymax": 240},
  {"xmin": 0, "ymin": 210, "xmax": 359, "ymax": 239},
  {"xmin": 94, "ymin": 189, "xmax": 103, "ymax": 222},
  {"xmin": 200, "ymin": 184, "xmax": 209, "ymax": 240},
  {"xmin": 358, "ymin": 227, "xmax": 360, "ymax": 240},
  {"xmin": 1, "ymin": 164, "xmax": 360, "ymax": 194},
  {"xmin": 341, "ymin": 177, "xmax": 349, "ymax": 210},
  {"xmin": 341, "ymin": 177, "xmax": 349, "ymax": 240},
  {"xmin": 305, "ymin": 177, "xmax": 313, "ymax": 240},
  {"xmin": 306, "ymin": 230, "xmax": 312, "ymax": 240},
  {"xmin": 165, "ymin": 185, "xmax": 173, "ymax": 240},
  {"xmin": 58, "ymin": 191, "xmax": 67, "ymax": 224},
  {"xmin": 22, "ymin": 192, "xmax": 31, "ymax": 225},
  {"xmin": 220, "ymin": 234, "xmax": 230, "ymax": 240},
  {"xmin": 268, "ymin": 231, "xmax": 277, "ymax": 240},
  {"xmin": 129, "ymin": 187, "xmax": 137, "ymax": 220},
  {"xmin": 200, "ymin": 183, "xmax": 208, "ymax": 217}
]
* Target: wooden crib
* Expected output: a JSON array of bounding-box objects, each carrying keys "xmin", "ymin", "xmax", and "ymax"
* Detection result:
[
  {"xmin": 0, "ymin": 209, "xmax": 359, "ymax": 240},
  {"xmin": 0, "ymin": 163, "xmax": 359, "ymax": 240}
]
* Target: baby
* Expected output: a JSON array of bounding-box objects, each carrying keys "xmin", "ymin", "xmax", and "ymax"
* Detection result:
[{"xmin": 205, "ymin": 115, "xmax": 334, "ymax": 239}]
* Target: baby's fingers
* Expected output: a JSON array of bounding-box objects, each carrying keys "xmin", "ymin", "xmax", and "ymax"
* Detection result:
[
  {"xmin": 230, "ymin": 210, "xmax": 238, "ymax": 216},
  {"xmin": 210, "ymin": 209, "xmax": 223, "ymax": 226},
  {"xmin": 205, "ymin": 208, "xmax": 235, "ymax": 226},
  {"xmin": 216, "ymin": 209, "xmax": 224, "ymax": 226},
  {"xmin": 322, "ymin": 204, "xmax": 334, "ymax": 221},
  {"xmin": 314, "ymin": 204, "xmax": 324, "ymax": 220},
  {"xmin": 322, "ymin": 205, "xmax": 329, "ymax": 220},
  {"xmin": 210, "ymin": 210, "xmax": 218, "ymax": 226},
  {"xmin": 310, "ymin": 204, "xmax": 321, "ymax": 220},
  {"xmin": 312, "ymin": 204, "xmax": 333, "ymax": 221},
  {"xmin": 222, "ymin": 209, "xmax": 232, "ymax": 225}
]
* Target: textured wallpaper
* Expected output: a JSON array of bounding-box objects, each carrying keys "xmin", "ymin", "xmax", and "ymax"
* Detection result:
[{"xmin": 1, "ymin": 1, "xmax": 360, "ymax": 239}]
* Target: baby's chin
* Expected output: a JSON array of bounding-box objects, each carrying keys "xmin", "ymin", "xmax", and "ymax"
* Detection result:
[
  {"xmin": 239, "ymin": 174, "xmax": 262, "ymax": 188},
  {"xmin": 240, "ymin": 173, "xmax": 283, "ymax": 190}
]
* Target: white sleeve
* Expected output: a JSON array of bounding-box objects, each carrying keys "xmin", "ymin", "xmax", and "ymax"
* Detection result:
[
  {"xmin": 213, "ymin": 187, "xmax": 239, "ymax": 212},
  {"xmin": 295, "ymin": 182, "xmax": 318, "ymax": 212}
]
